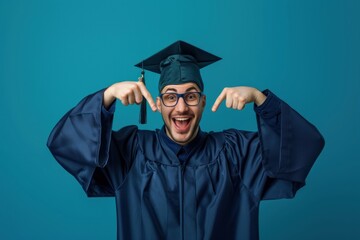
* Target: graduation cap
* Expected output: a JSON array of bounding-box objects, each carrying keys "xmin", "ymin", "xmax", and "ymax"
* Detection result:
[{"xmin": 135, "ymin": 40, "xmax": 221, "ymax": 124}]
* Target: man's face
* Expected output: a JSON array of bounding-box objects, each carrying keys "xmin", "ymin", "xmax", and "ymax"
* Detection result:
[{"xmin": 156, "ymin": 82, "xmax": 206, "ymax": 145}]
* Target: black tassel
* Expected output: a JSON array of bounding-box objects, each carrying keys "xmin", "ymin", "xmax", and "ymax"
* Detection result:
[{"xmin": 139, "ymin": 68, "xmax": 147, "ymax": 124}]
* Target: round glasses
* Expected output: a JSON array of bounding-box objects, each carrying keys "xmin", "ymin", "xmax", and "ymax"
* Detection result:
[{"xmin": 159, "ymin": 92, "xmax": 203, "ymax": 107}]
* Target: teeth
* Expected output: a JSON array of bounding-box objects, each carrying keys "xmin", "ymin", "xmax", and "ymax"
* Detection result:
[{"xmin": 174, "ymin": 118, "xmax": 189, "ymax": 121}]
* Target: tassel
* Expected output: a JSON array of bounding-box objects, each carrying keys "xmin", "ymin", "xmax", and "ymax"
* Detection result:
[{"xmin": 139, "ymin": 63, "xmax": 147, "ymax": 124}]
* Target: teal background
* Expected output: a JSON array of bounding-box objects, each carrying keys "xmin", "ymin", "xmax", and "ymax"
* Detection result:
[{"xmin": 1, "ymin": 0, "xmax": 359, "ymax": 239}]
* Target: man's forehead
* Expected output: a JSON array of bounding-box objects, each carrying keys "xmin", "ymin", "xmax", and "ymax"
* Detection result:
[{"xmin": 162, "ymin": 83, "xmax": 201, "ymax": 93}]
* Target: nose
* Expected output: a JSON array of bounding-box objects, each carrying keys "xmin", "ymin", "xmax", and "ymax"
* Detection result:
[{"xmin": 175, "ymin": 97, "xmax": 188, "ymax": 112}]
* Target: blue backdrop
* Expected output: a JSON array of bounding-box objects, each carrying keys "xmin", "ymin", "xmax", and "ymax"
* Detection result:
[{"xmin": 1, "ymin": 0, "xmax": 359, "ymax": 239}]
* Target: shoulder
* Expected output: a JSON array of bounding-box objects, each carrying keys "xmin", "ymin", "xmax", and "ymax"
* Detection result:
[
  {"xmin": 112, "ymin": 125, "xmax": 138, "ymax": 140},
  {"xmin": 111, "ymin": 126, "xmax": 159, "ymax": 158},
  {"xmin": 112, "ymin": 125, "xmax": 159, "ymax": 141},
  {"xmin": 209, "ymin": 129, "xmax": 258, "ymax": 142},
  {"xmin": 216, "ymin": 129, "xmax": 260, "ymax": 152}
]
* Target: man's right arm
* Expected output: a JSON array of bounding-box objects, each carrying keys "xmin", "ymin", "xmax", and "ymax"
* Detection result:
[
  {"xmin": 47, "ymin": 80, "xmax": 156, "ymax": 196},
  {"xmin": 47, "ymin": 89, "xmax": 115, "ymax": 196}
]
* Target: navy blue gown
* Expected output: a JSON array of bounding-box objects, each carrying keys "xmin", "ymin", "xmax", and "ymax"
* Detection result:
[{"xmin": 47, "ymin": 89, "xmax": 324, "ymax": 240}]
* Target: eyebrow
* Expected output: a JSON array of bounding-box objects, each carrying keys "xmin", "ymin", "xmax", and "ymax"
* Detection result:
[{"xmin": 164, "ymin": 87, "xmax": 199, "ymax": 93}]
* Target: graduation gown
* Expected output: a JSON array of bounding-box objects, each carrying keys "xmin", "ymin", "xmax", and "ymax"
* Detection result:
[{"xmin": 47, "ymin": 89, "xmax": 324, "ymax": 240}]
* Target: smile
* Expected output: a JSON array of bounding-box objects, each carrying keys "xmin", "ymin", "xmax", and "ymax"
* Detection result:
[
  {"xmin": 174, "ymin": 117, "xmax": 190, "ymax": 121},
  {"xmin": 172, "ymin": 117, "xmax": 192, "ymax": 132}
]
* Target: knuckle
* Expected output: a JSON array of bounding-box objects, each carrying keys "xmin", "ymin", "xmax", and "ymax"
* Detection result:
[
  {"xmin": 129, "ymin": 84, "xmax": 138, "ymax": 91},
  {"xmin": 238, "ymin": 96, "xmax": 246, "ymax": 103},
  {"xmin": 119, "ymin": 92, "xmax": 130, "ymax": 100}
]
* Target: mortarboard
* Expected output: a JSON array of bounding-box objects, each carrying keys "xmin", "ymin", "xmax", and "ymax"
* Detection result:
[{"xmin": 135, "ymin": 40, "xmax": 221, "ymax": 124}]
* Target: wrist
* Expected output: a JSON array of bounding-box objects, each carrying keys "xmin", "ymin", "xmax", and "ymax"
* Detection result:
[
  {"xmin": 103, "ymin": 85, "xmax": 116, "ymax": 109},
  {"xmin": 253, "ymin": 89, "xmax": 266, "ymax": 106}
]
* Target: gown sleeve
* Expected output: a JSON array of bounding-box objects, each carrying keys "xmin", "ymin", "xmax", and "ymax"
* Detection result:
[
  {"xmin": 225, "ymin": 90, "xmax": 325, "ymax": 200},
  {"xmin": 46, "ymin": 89, "xmax": 137, "ymax": 197}
]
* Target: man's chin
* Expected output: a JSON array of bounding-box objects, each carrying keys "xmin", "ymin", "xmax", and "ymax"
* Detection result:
[
  {"xmin": 173, "ymin": 136, "xmax": 191, "ymax": 145},
  {"xmin": 172, "ymin": 129, "xmax": 199, "ymax": 145},
  {"xmin": 166, "ymin": 125, "xmax": 198, "ymax": 145}
]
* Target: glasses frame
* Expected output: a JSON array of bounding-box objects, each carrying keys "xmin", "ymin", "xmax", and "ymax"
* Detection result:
[{"xmin": 159, "ymin": 91, "xmax": 203, "ymax": 107}]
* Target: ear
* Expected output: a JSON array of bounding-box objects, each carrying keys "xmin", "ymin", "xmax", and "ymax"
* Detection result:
[
  {"xmin": 201, "ymin": 95, "xmax": 206, "ymax": 108},
  {"xmin": 156, "ymin": 97, "xmax": 162, "ymax": 113}
]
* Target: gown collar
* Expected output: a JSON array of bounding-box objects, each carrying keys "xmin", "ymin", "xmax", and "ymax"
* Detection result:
[{"xmin": 159, "ymin": 125, "xmax": 206, "ymax": 158}]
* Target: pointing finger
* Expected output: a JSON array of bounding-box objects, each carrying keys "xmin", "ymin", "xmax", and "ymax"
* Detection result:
[
  {"xmin": 137, "ymin": 82, "xmax": 157, "ymax": 112},
  {"xmin": 212, "ymin": 89, "xmax": 227, "ymax": 112}
]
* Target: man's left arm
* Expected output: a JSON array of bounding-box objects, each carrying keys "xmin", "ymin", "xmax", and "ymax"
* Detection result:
[
  {"xmin": 212, "ymin": 87, "xmax": 325, "ymax": 199},
  {"xmin": 254, "ymin": 89, "xmax": 325, "ymax": 182}
]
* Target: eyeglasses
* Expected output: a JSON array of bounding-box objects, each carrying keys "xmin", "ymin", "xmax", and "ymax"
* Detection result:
[{"xmin": 159, "ymin": 92, "xmax": 203, "ymax": 107}]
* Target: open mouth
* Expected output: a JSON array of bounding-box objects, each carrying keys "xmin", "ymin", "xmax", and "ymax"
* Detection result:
[{"xmin": 173, "ymin": 117, "xmax": 191, "ymax": 132}]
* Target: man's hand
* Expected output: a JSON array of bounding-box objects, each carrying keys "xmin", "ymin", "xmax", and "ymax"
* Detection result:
[
  {"xmin": 211, "ymin": 86, "xmax": 266, "ymax": 112},
  {"xmin": 103, "ymin": 79, "xmax": 157, "ymax": 111}
]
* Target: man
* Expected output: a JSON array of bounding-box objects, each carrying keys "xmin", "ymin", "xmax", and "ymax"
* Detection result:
[{"xmin": 47, "ymin": 40, "xmax": 324, "ymax": 240}]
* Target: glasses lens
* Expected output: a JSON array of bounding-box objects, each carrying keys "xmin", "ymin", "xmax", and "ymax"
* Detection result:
[
  {"xmin": 162, "ymin": 93, "xmax": 178, "ymax": 106},
  {"xmin": 184, "ymin": 92, "xmax": 200, "ymax": 106}
]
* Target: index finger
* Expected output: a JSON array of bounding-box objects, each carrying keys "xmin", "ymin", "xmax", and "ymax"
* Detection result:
[
  {"xmin": 212, "ymin": 89, "xmax": 227, "ymax": 112},
  {"xmin": 137, "ymin": 82, "xmax": 157, "ymax": 112}
]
